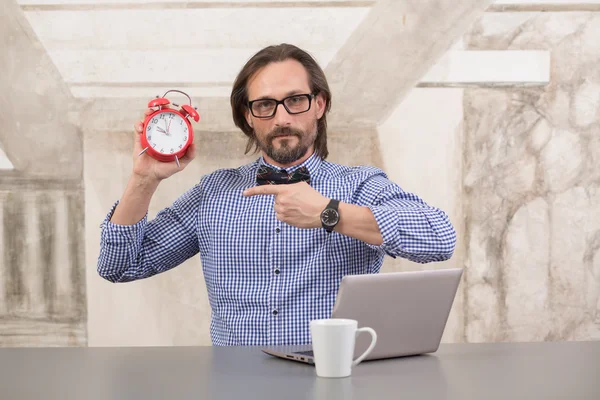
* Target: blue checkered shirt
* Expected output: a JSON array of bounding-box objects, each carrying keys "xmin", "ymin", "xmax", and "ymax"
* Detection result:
[{"xmin": 97, "ymin": 153, "xmax": 456, "ymax": 346}]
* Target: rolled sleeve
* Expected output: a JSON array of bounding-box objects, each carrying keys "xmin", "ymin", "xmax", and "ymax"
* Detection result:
[
  {"xmin": 353, "ymin": 172, "xmax": 456, "ymax": 263},
  {"xmin": 367, "ymin": 204, "xmax": 456, "ymax": 262},
  {"xmin": 100, "ymin": 201, "xmax": 148, "ymax": 247},
  {"xmin": 97, "ymin": 201, "xmax": 150, "ymax": 282}
]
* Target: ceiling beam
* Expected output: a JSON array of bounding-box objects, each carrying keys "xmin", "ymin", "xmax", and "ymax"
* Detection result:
[
  {"xmin": 76, "ymin": 48, "xmax": 552, "ymax": 133},
  {"xmin": 0, "ymin": 0, "xmax": 82, "ymax": 179},
  {"xmin": 324, "ymin": 0, "xmax": 495, "ymax": 127},
  {"xmin": 418, "ymin": 50, "xmax": 550, "ymax": 88}
]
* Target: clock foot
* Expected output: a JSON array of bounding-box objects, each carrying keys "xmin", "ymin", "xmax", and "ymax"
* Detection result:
[
  {"xmin": 175, "ymin": 156, "xmax": 180, "ymax": 168},
  {"xmin": 138, "ymin": 147, "xmax": 149, "ymax": 156}
]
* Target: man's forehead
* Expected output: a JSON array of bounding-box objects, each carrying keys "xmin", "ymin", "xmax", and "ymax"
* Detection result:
[{"xmin": 247, "ymin": 60, "xmax": 311, "ymax": 99}]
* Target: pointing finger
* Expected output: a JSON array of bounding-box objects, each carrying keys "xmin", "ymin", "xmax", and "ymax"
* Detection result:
[{"xmin": 243, "ymin": 185, "xmax": 284, "ymax": 197}]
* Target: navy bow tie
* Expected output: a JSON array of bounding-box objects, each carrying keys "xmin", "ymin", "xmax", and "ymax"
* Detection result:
[{"xmin": 256, "ymin": 165, "xmax": 311, "ymax": 186}]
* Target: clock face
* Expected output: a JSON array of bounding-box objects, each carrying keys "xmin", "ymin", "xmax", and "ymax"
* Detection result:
[{"xmin": 145, "ymin": 111, "xmax": 190, "ymax": 155}]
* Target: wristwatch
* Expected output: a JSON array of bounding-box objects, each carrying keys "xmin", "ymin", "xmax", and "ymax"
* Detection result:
[{"xmin": 320, "ymin": 199, "xmax": 340, "ymax": 233}]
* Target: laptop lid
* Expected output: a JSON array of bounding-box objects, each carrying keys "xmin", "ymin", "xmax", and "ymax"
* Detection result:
[{"xmin": 332, "ymin": 268, "xmax": 463, "ymax": 360}]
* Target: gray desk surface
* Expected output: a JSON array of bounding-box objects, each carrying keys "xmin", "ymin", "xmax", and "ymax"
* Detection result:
[{"xmin": 0, "ymin": 341, "xmax": 598, "ymax": 399}]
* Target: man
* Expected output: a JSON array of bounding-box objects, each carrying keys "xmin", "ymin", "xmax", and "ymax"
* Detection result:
[{"xmin": 97, "ymin": 43, "xmax": 456, "ymax": 346}]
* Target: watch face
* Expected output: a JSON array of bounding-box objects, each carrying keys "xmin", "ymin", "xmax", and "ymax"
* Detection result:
[
  {"xmin": 145, "ymin": 111, "xmax": 189, "ymax": 155},
  {"xmin": 321, "ymin": 209, "xmax": 339, "ymax": 226}
]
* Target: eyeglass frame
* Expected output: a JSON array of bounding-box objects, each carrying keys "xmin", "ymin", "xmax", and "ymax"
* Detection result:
[{"xmin": 247, "ymin": 93, "xmax": 316, "ymax": 118}]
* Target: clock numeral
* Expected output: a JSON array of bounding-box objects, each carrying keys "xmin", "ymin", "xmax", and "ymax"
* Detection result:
[
  {"xmin": 159, "ymin": 114, "xmax": 165, "ymax": 119},
  {"xmin": 178, "ymin": 144, "xmax": 182, "ymax": 149},
  {"xmin": 146, "ymin": 126, "xmax": 151, "ymax": 131},
  {"xmin": 184, "ymin": 127, "xmax": 188, "ymax": 132},
  {"xmin": 160, "ymin": 148, "xmax": 164, "ymax": 153},
  {"xmin": 147, "ymin": 135, "xmax": 152, "ymax": 141},
  {"xmin": 183, "ymin": 136, "xmax": 187, "ymax": 141},
  {"xmin": 151, "ymin": 142, "xmax": 156, "ymax": 148},
  {"xmin": 180, "ymin": 120, "xmax": 183, "ymax": 125},
  {"xmin": 170, "ymin": 148, "xmax": 174, "ymax": 153},
  {"xmin": 152, "ymin": 118, "xmax": 158, "ymax": 124}
]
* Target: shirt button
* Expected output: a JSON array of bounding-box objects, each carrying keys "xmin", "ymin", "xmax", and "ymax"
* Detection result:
[
  {"xmin": 274, "ymin": 269, "xmax": 280, "ymax": 275},
  {"xmin": 272, "ymin": 310, "xmax": 278, "ymax": 316},
  {"xmin": 275, "ymin": 227, "xmax": 281, "ymax": 233}
]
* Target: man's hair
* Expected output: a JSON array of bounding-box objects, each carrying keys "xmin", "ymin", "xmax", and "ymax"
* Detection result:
[{"xmin": 230, "ymin": 43, "xmax": 332, "ymax": 159}]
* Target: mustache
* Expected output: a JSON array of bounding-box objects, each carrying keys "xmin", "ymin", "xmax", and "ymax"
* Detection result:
[{"xmin": 267, "ymin": 127, "xmax": 303, "ymax": 140}]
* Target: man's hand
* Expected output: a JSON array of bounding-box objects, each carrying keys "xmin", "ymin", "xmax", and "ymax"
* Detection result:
[{"xmin": 243, "ymin": 182, "xmax": 329, "ymax": 229}]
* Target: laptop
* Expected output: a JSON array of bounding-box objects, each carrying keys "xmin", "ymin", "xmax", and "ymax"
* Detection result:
[{"xmin": 261, "ymin": 268, "xmax": 463, "ymax": 364}]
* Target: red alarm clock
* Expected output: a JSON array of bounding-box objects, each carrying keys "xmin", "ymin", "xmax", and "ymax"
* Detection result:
[{"xmin": 139, "ymin": 89, "xmax": 200, "ymax": 167}]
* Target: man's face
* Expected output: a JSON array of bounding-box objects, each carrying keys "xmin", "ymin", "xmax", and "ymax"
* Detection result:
[{"xmin": 245, "ymin": 59, "xmax": 326, "ymax": 166}]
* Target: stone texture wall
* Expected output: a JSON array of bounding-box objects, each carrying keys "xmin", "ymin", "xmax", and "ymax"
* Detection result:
[{"xmin": 462, "ymin": 11, "xmax": 600, "ymax": 342}]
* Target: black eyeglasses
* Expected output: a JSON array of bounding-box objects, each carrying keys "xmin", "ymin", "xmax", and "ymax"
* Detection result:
[{"xmin": 248, "ymin": 93, "xmax": 315, "ymax": 118}]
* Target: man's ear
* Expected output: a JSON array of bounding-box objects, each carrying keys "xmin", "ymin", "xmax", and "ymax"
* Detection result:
[
  {"xmin": 245, "ymin": 109, "xmax": 254, "ymax": 129},
  {"xmin": 315, "ymin": 93, "xmax": 326, "ymax": 119}
]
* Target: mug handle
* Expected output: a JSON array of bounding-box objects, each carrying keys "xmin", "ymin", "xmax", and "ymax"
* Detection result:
[{"xmin": 352, "ymin": 327, "xmax": 377, "ymax": 367}]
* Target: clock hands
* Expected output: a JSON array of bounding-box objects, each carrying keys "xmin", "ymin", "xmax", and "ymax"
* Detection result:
[
  {"xmin": 157, "ymin": 125, "xmax": 171, "ymax": 137},
  {"xmin": 151, "ymin": 117, "xmax": 178, "ymax": 167},
  {"xmin": 156, "ymin": 119, "xmax": 170, "ymax": 136}
]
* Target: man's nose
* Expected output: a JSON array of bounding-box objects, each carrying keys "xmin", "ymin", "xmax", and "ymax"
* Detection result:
[{"xmin": 273, "ymin": 103, "xmax": 292, "ymax": 126}]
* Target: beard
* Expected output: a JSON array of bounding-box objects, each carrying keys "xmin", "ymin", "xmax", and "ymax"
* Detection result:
[{"xmin": 257, "ymin": 123, "xmax": 317, "ymax": 164}]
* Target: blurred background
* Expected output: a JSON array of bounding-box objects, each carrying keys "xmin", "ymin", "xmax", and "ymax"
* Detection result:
[{"xmin": 1, "ymin": 0, "xmax": 599, "ymax": 347}]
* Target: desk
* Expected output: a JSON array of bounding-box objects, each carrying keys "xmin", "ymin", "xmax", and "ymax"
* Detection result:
[{"xmin": 0, "ymin": 341, "xmax": 598, "ymax": 399}]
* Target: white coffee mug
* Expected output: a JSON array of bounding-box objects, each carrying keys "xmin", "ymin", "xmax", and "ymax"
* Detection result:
[{"xmin": 309, "ymin": 318, "xmax": 377, "ymax": 378}]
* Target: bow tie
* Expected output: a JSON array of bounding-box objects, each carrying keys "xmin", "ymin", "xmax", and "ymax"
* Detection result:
[{"xmin": 256, "ymin": 165, "xmax": 311, "ymax": 186}]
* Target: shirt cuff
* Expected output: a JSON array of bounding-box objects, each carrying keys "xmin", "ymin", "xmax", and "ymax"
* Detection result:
[
  {"xmin": 100, "ymin": 201, "xmax": 148, "ymax": 247},
  {"xmin": 365, "ymin": 204, "xmax": 398, "ymax": 258}
]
